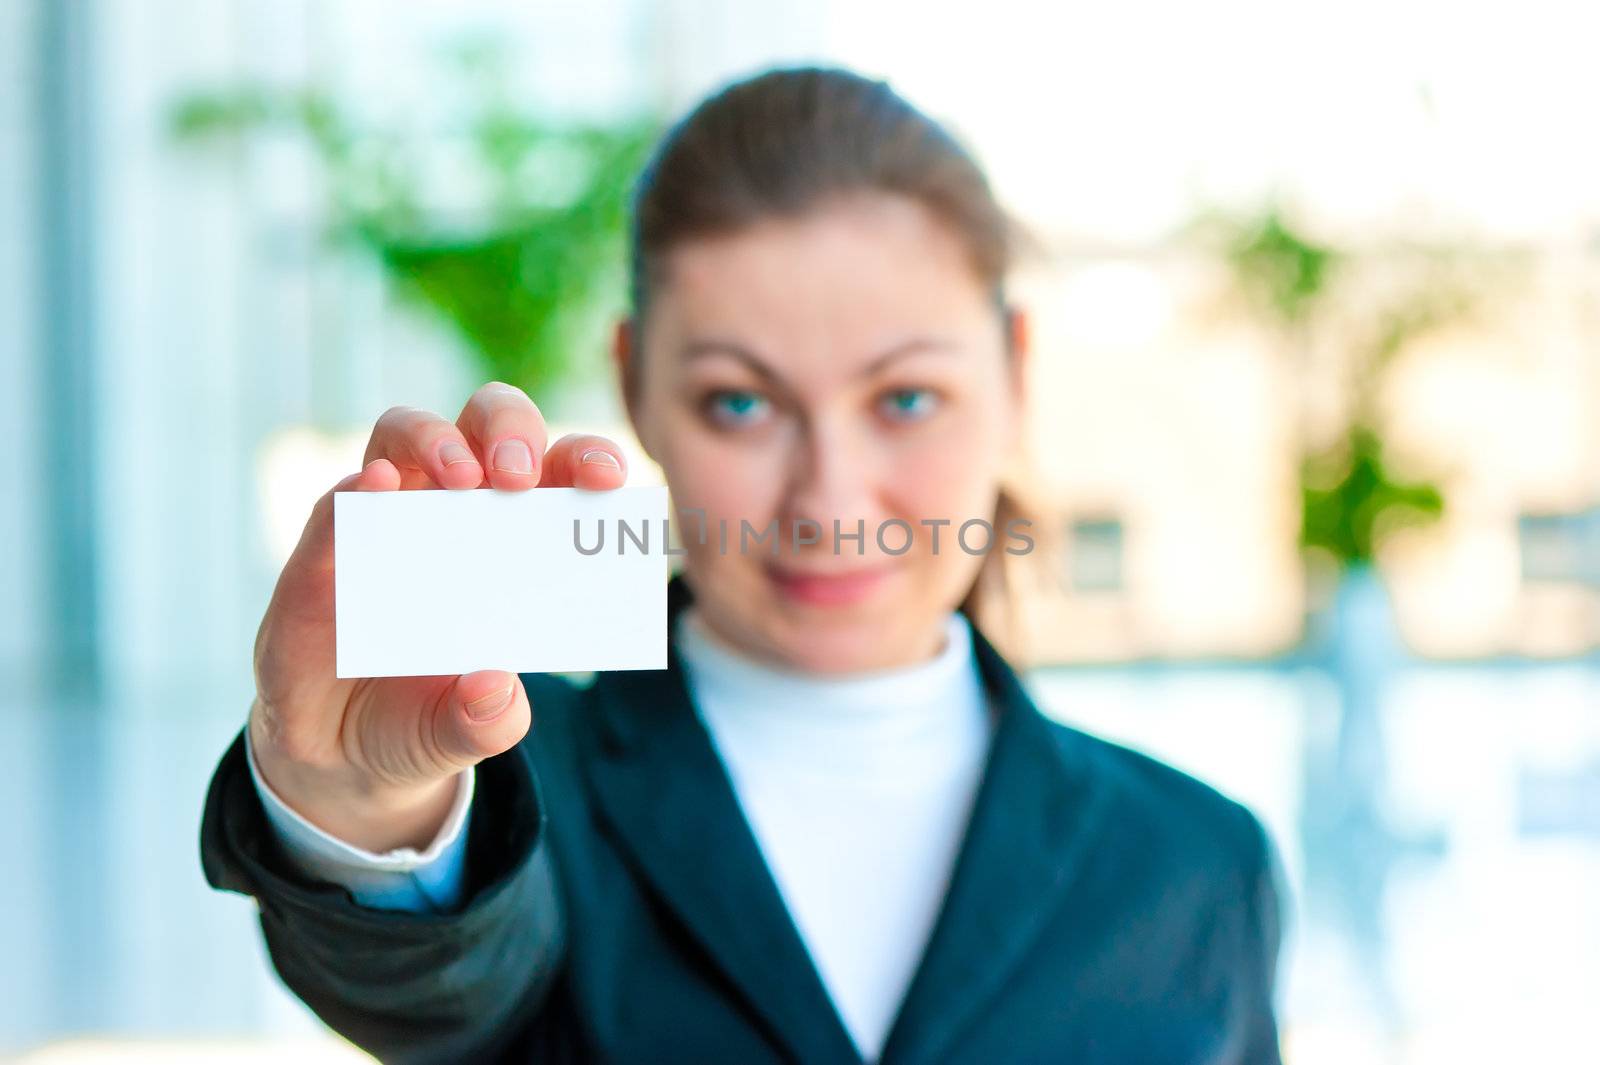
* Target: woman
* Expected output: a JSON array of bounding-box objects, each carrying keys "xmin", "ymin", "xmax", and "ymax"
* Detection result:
[{"xmin": 202, "ymin": 66, "xmax": 1283, "ymax": 1064}]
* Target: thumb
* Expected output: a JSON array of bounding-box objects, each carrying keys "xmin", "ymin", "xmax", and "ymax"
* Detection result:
[{"xmin": 431, "ymin": 670, "xmax": 532, "ymax": 768}]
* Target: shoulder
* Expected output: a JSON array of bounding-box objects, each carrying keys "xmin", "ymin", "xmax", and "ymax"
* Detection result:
[
  {"xmin": 1033, "ymin": 720, "xmax": 1285, "ymax": 1048},
  {"xmin": 1037, "ymin": 715, "xmax": 1285, "ymax": 982},
  {"xmin": 1043, "ymin": 715, "xmax": 1274, "ymax": 885}
]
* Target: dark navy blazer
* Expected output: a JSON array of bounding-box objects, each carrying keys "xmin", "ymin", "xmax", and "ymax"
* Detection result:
[{"xmin": 201, "ymin": 573, "xmax": 1285, "ymax": 1064}]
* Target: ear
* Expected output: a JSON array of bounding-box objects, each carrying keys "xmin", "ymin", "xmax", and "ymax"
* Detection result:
[
  {"xmin": 612, "ymin": 317, "xmax": 635, "ymax": 400},
  {"xmin": 1005, "ymin": 303, "xmax": 1030, "ymax": 373},
  {"xmin": 1004, "ymin": 303, "xmax": 1031, "ymax": 446},
  {"xmin": 612, "ymin": 316, "xmax": 657, "ymax": 462}
]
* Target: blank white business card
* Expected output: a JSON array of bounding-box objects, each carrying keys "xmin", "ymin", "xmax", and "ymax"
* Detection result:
[{"xmin": 334, "ymin": 486, "xmax": 669, "ymax": 678}]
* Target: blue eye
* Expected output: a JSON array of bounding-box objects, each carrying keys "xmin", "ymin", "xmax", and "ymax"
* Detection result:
[
  {"xmin": 879, "ymin": 387, "xmax": 939, "ymax": 421},
  {"xmin": 706, "ymin": 389, "xmax": 770, "ymax": 427}
]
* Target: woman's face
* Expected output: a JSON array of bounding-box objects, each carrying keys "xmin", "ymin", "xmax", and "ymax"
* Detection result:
[{"xmin": 620, "ymin": 192, "xmax": 1027, "ymax": 674}]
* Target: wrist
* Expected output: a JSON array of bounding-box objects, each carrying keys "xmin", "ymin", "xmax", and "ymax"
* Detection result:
[{"xmin": 248, "ymin": 717, "xmax": 462, "ymax": 853}]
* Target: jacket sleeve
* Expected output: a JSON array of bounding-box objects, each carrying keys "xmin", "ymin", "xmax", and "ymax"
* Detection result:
[{"xmin": 199, "ymin": 719, "xmax": 565, "ymax": 1065}]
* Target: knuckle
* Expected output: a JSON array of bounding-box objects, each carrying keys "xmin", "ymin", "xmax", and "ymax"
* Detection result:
[
  {"xmin": 372, "ymin": 406, "xmax": 445, "ymax": 452},
  {"xmin": 407, "ymin": 406, "xmax": 450, "ymax": 430},
  {"xmin": 250, "ymin": 693, "xmax": 316, "ymax": 764},
  {"xmin": 418, "ymin": 420, "xmax": 459, "ymax": 446},
  {"xmin": 399, "ymin": 418, "xmax": 458, "ymax": 456},
  {"xmin": 474, "ymin": 396, "xmax": 546, "ymax": 449},
  {"xmin": 477, "ymin": 380, "xmax": 527, "ymax": 400},
  {"xmin": 269, "ymin": 727, "xmax": 322, "ymax": 768},
  {"xmin": 468, "ymin": 382, "xmax": 533, "ymax": 422},
  {"xmin": 375, "ymin": 404, "xmax": 416, "ymax": 428}
]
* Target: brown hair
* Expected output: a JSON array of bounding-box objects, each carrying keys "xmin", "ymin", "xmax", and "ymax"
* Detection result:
[
  {"xmin": 628, "ymin": 66, "xmax": 1013, "ymax": 319},
  {"xmin": 626, "ymin": 65, "xmax": 1035, "ymax": 656}
]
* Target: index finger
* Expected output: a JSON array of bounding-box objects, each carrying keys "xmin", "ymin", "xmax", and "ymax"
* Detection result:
[{"xmin": 363, "ymin": 406, "xmax": 484, "ymax": 490}]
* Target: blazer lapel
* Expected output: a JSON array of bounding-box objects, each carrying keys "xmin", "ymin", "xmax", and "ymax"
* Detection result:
[
  {"xmin": 581, "ymin": 575, "xmax": 863, "ymax": 1065},
  {"xmin": 876, "ymin": 621, "xmax": 1112, "ymax": 1065}
]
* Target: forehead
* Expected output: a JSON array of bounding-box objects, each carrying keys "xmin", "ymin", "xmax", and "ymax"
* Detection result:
[{"xmin": 646, "ymin": 193, "xmax": 996, "ymax": 363}]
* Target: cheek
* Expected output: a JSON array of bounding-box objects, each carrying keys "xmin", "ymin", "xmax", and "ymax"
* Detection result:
[
  {"xmin": 656, "ymin": 415, "xmax": 787, "ymax": 532},
  {"xmin": 883, "ymin": 407, "xmax": 1010, "ymax": 528},
  {"xmin": 889, "ymin": 445, "xmax": 990, "ymax": 520}
]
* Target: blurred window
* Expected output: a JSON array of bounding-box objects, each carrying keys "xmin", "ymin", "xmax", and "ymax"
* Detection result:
[{"xmin": 1066, "ymin": 516, "xmax": 1125, "ymax": 594}]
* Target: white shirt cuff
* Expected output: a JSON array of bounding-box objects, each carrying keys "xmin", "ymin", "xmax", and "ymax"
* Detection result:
[{"xmin": 244, "ymin": 727, "xmax": 474, "ymax": 913}]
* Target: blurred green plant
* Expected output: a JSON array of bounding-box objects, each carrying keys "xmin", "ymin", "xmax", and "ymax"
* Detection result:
[
  {"xmin": 168, "ymin": 42, "xmax": 660, "ymax": 405},
  {"xmin": 1221, "ymin": 208, "xmax": 1336, "ymax": 327},
  {"xmin": 1191, "ymin": 204, "xmax": 1505, "ymax": 570},
  {"xmin": 1300, "ymin": 424, "xmax": 1442, "ymax": 565}
]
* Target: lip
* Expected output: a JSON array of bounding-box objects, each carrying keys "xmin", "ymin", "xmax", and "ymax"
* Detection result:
[{"xmin": 765, "ymin": 564, "xmax": 895, "ymax": 607}]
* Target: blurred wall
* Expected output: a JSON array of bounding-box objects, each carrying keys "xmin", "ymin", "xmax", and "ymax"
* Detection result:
[{"xmin": 1, "ymin": 0, "xmax": 43, "ymax": 681}]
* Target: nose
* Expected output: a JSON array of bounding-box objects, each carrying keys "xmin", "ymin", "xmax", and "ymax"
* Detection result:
[{"xmin": 778, "ymin": 412, "xmax": 884, "ymax": 555}]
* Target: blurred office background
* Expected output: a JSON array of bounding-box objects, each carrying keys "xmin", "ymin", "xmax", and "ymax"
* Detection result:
[{"xmin": 4, "ymin": 0, "xmax": 1599, "ymax": 1061}]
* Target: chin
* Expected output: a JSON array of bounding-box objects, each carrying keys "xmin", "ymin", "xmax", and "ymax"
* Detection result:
[
  {"xmin": 766, "ymin": 623, "xmax": 897, "ymax": 674},
  {"xmin": 767, "ymin": 591, "xmax": 954, "ymax": 672}
]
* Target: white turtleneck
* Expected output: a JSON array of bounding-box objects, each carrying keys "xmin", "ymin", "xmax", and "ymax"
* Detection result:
[
  {"xmin": 248, "ymin": 606, "xmax": 995, "ymax": 1062},
  {"xmin": 673, "ymin": 606, "xmax": 993, "ymax": 1058}
]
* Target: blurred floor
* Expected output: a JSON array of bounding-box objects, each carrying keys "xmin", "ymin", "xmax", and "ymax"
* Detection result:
[{"xmin": 0, "ymin": 679, "xmax": 335, "ymax": 1057}]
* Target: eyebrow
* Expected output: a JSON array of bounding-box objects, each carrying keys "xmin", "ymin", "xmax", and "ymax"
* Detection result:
[{"xmin": 680, "ymin": 336, "xmax": 958, "ymax": 381}]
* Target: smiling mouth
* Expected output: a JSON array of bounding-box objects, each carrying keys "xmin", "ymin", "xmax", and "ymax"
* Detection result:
[{"xmin": 764, "ymin": 564, "xmax": 895, "ymax": 607}]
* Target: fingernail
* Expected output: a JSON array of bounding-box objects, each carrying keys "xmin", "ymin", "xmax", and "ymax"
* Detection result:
[
  {"xmin": 581, "ymin": 448, "xmax": 620, "ymax": 470},
  {"xmin": 493, "ymin": 439, "xmax": 534, "ymax": 474},
  {"xmin": 464, "ymin": 684, "xmax": 514, "ymax": 722},
  {"xmin": 439, "ymin": 441, "xmax": 476, "ymax": 468}
]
